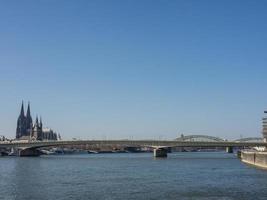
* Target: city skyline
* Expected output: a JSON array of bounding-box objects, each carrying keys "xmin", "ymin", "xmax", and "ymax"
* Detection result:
[{"xmin": 1, "ymin": 1, "xmax": 267, "ymax": 140}]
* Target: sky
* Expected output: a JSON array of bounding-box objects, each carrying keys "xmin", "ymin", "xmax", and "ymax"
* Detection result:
[{"xmin": 0, "ymin": 0, "xmax": 267, "ymax": 140}]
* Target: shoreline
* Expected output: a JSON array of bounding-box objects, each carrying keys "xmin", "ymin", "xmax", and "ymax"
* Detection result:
[{"xmin": 240, "ymin": 150, "xmax": 267, "ymax": 169}]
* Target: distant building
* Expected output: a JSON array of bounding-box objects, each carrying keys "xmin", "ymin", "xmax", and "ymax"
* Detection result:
[
  {"xmin": 263, "ymin": 111, "xmax": 267, "ymax": 142},
  {"xmin": 0, "ymin": 135, "xmax": 7, "ymax": 141},
  {"xmin": 42, "ymin": 128, "xmax": 58, "ymax": 141},
  {"xmin": 16, "ymin": 101, "xmax": 58, "ymax": 141}
]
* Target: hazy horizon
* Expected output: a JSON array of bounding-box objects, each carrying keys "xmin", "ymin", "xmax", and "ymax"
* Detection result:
[{"xmin": 1, "ymin": 0, "xmax": 267, "ymax": 140}]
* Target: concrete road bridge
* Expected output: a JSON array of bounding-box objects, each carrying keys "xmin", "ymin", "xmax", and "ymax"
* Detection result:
[{"xmin": 1, "ymin": 139, "xmax": 267, "ymax": 157}]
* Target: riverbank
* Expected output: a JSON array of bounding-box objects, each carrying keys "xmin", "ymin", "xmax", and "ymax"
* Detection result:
[{"xmin": 241, "ymin": 150, "xmax": 267, "ymax": 169}]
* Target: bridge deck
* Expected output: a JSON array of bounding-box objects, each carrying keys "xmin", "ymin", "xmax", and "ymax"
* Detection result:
[{"xmin": 1, "ymin": 140, "xmax": 267, "ymax": 149}]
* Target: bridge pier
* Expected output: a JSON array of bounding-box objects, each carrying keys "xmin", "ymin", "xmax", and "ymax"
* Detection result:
[
  {"xmin": 0, "ymin": 149, "xmax": 8, "ymax": 156},
  {"xmin": 226, "ymin": 147, "xmax": 233, "ymax": 153},
  {"xmin": 154, "ymin": 148, "xmax": 168, "ymax": 158},
  {"xmin": 19, "ymin": 148, "xmax": 41, "ymax": 157}
]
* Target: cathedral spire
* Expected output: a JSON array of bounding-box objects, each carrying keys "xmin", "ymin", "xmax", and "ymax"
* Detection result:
[
  {"xmin": 16, "ymin": 101, "xmax": 26, "ymax": 139},
  {"xmin": 25, "ymin": 101, "xmax": 33, "ymax": 136},
  {"xmin": 20, "ymin": 101, "xmax": 25, "ymax": 116},
  {"xmin": 26, "ymin": 102, "xmax": 31, "ymax": 118},
  {"xmin": 35, "ymin": 115, "xmax": 39, "ymax": 125}
]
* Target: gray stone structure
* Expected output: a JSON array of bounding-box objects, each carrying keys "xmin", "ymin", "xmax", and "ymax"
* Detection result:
[
  {"xmin": 32, "ymin": 116, "xmax": 43, "ymax": 141},
  {"xmin": 16, "ymin": 101, "xmax": 57, "ymax": 141},
  {"xmin": 42, "ymin": 128, "xmax": 58, "ymax": 141},
  {"xmin": 241, "ymin": 151, "xmax": 267, "ymax": 169},
  {"xmin": 16, "ymin": 102, "xmax": 30, "ymax": 139}
]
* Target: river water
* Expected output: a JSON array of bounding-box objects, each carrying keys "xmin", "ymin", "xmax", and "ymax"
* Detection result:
[{"xmin": 1, "ymin": 152, "xmax": 267, "ymax": 200}]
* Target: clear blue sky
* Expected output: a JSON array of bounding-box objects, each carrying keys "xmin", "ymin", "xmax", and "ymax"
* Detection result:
[{"xmin": 0, "ymin": 0, "xmax": 267, "ymax": 140}]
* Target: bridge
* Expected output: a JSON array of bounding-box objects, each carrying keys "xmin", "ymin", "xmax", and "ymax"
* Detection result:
[
  {"xmin": 176, "ymin": 135, "xmax": 225, "ymax": 142},
  {"xmin": 1, "ymin": 139, "xmax": 267, "ymax": 157},
  {"xmin": 175, "ymin": 134, "xmax": 263, "ymax": 142},
  {"xmin": 234, "ymin": 137, "xmax": 263, "ymax": 142}
]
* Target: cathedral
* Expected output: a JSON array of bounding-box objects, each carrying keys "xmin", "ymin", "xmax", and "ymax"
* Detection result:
[{"xmin": 16, "ymin": 102, "xmax": 58, "ymax": 141}]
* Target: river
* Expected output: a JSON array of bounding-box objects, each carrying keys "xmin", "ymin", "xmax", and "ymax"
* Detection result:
[{"xmin": 1, "ymin": 152, "xmax": 267, "ymax": 200}]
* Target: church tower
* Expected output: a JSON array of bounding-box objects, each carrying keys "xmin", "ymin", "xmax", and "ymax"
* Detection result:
[
  {"xmin": 32, "ymin": 116, "xmax": 43, "ymax": 140},
  {"xmin": 25, "ymin": 102, "xmax": 33, "ymax": 136},
  {"xmin": 16, "ymin": 101, "xmax": 53, "ymax": 141},
  {"xmin": 16, "ymin": 101, "xmax": 27, "ymax": 139}
]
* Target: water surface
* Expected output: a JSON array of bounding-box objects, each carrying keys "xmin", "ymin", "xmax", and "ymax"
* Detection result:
[{"xmin": 1, "ymin": 152, "xmax": 267, "ymax": 200}]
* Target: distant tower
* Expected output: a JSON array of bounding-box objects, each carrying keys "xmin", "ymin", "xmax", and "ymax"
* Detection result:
[
  {"xmin": 32, "ymin": 116, "xmax": 43, "ymax": 140},
  {"xmin": 16, "ymin": 101, "xmax": 27, "ymax": 139},
  {"xmin": 263, "ymin": 111, "xmax": 267, "ymax": 142},
  {"xmin": 25, "ymin": 102, "xmax": 33, "ymax": 136},
  {"xmin": 40, "ymin": 116, "xmax": 43, "ymax": 130},
  {"xmin": 40, "ymin": 116, "xmax": 43, "ymax": 139}
]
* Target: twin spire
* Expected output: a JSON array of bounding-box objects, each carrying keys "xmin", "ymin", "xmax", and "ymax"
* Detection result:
[
  {"xmin": 35, "ymin": 115, "xmax": 42, "ymax": 126},
  {"xmin": 20, "ymin": 101, "xmax": 31, "ymax": 117},
  {"xmin": 16, "ymin": 101, "xmax": 53, "ymax": 140},
  {"xmin": 20, "ymin": 101, "xmax": 41, "ymax": 126}
]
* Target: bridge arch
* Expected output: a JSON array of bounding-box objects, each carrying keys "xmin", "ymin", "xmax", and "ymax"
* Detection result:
[
  {"xmin": 175, "ymin": 134, "xmax": 225, "ymax": 142},
  {"xmin": 234, "ymin": 137, "xmax": 263, "ymax": 142}
]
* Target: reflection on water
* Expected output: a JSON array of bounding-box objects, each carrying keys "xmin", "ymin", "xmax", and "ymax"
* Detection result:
[{"xmin": 1, "ymin": 152, "xmax": 267, "ymax": 200}]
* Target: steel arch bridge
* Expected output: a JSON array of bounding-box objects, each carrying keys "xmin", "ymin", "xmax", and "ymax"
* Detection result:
[
  {"xmin": 175, "ymin": 135, "xmax": 225, "ymax": 142},
  {"xmin": 234, "ymin": 137, "xmax": 263, "ymax": 142},
  {"xmin": 175, "ymin": 135, "xmax": 263, "ymax": 142}
]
